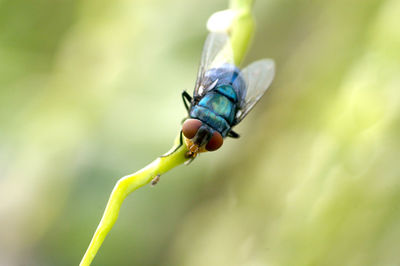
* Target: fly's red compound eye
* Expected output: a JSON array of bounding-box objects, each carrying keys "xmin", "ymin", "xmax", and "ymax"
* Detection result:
[
  {"xmin": 182, "ymin": 119, "xmax": 202, "ymax": 139},
  {"xmin": 206, "ymin": 131, "xmax": 223, "ymax": 151}
]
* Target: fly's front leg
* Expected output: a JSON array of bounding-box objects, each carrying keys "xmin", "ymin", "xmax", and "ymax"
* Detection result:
[
  {"xmin": 161, "ymin": 130, "xmax": 184, "ymax": 157},
  {"xmin": 228, "ymin": 130, "xmax": 240, "ymax": 138},
  {"xmin": 182, "ymin": 91, "xmax": 192, "ymax": 114}
]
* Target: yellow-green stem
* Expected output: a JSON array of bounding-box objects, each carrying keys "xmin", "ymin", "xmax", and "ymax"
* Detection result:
[
  {"xmin": 80, "ymin": 141, "xmax": 188, "ymax": 266},
  {"xmin": 229, "ymin": 0, "xmax": 255, "ymax": 65},
  {"xmin": 80, "ymin": 0, "xmax": 255, "ymax": 265}
]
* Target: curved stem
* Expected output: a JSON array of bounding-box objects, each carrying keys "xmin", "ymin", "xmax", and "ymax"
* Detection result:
[
  {"xmin": 80, "ymin": 0, "xmax": 255, "ymax": 265},
  {"xmin": 229, "ymin": 0, "xmax": 255, "ymax": 65},
  {"xmin": 80, "ymin": 143, "xmax": 188, "ymax": 266},
  {"xmin": 230, "ymin": 0, "xmax": 254, "ymax": 11}
]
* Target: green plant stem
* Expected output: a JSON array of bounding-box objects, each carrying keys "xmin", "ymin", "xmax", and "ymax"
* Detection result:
[
  {"xmin": 229, "ymin": 0, "xmax": 255, "ymax": 65},
  {"xmin": 230, "ymin": 0, "xmax": 254, "ymax": 11},
  {"xmin": 80, "ymin": 139, "xmax": 188, "ymax": 266},
  {"xmin": 80, "ymin": 0, "xmax": 255, "ymax": 265}
]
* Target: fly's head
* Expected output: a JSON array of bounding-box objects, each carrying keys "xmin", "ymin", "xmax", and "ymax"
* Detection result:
[{"xmin": 182, "ymin": 119, "xmax": 223, "ymax": 157}]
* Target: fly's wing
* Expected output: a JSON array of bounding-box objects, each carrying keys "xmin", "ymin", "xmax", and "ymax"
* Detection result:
[
  {"xmin": 193, "ymin": 32, "xmax": 234, "ymax": 98},
  {"xmin": 235, "ymin": 59, "xmax": 275, "ymax": 124}
]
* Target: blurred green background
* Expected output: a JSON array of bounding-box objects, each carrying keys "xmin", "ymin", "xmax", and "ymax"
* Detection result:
[{"xmin": 1, "ymin": 0, "xmax": 400, "ymax": 265}]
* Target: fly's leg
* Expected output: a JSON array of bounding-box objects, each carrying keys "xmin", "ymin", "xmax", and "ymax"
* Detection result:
[
  {"xmin": 228, "ymin": 130, "xmax": 240, "ymax": 138},
  {"xmin": 181, "ymin": 117, "xmax": 187, "ymax": 124},
  {"xmin": 160, "ymin": 90, "xmax": 191, "ymax": 158},
  {"xmin": 161, "ymin": 131, "xmax": 184, "ymax": 157},
  {"xmin": 184, "ymin": 157, "xmax": 195, "ymax": 165},
  {"xmin": 184, "ymin": 143, "xmax": 198, "ymax": 164},
  {"xmin": 184, "ymin": 150, "xmax": 197, "ymax": 165},
  {"xmin": 182, "ymin": 91, "xmax": 192, "ymax": 114}
]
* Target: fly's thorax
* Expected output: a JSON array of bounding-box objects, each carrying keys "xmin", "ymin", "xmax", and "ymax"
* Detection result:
[
  {"xmin": 190, "ymin": 105, "xmax": 231, "ymax": 137},
  {"xmin": 191, "ymin": 85, "xmax": 237, "ymax": 137},
  {"xmin": 198, "ymin": 92, "xmax": 236, "ymax": 123}
]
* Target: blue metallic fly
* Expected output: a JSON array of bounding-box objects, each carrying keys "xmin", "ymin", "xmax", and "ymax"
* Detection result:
[{"xmin": 181, "ymin": 32, "xmax": 275, "ymax": 157}]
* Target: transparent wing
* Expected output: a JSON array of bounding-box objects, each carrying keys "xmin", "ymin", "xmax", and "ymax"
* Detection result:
[
  {"xmin": 235, "ymin": 59, "xmax": 275, "ymax": 124},
  {"xmin": 193, "ymin": 32, "xmax": 234, "ymax": 97}
]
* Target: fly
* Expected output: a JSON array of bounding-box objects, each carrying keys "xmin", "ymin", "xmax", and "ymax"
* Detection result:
[{"xmin": 181, "ymin": 32, "xmax": 275, "ymax": 158}]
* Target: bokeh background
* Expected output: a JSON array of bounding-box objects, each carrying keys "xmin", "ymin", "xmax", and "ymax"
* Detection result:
[{"xmin": 1, "ymin": 0, "xmax": 400, "ymax": 265}]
